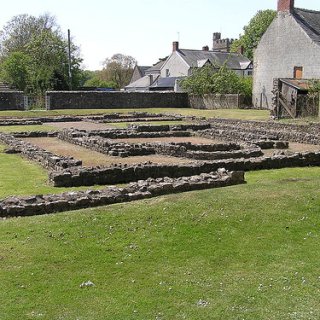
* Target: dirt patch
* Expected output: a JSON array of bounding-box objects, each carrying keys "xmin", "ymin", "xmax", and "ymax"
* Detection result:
[
  {"xmin": 24, "ymin": 137, "xmax": 196, "ymax": 167},
  {"xmin": 46, "ymin": 121, "xmax": 114, "ymax": 131},
  {"xmin": 263, "ymin": 142, "xmax": 320, "ymax": 156},
  {"xmin": 113, "ymin": 136, "xmax": 224, "ymax": 144}
]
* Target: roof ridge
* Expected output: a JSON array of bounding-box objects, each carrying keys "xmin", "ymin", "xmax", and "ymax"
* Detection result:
[{"xmin": 294, "ymin": 7, "xmax": 320, "ymax": 14}]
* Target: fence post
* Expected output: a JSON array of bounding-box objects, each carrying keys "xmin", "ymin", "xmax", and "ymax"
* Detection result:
[{"xmin": 45, "ymin": 93, "xmax": 51, "ymax": 110}]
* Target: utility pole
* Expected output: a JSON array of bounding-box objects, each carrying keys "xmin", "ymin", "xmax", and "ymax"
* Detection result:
[{"xmin": 68, "ymin": 29, "xmax": 72, "ymax": 90}]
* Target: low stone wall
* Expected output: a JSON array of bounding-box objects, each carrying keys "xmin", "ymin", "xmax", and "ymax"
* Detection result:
[
  {"xmin": 0, "ymin": 170, "xmax": 245, "ymax": 217},
  {"xmin": 46, "ymin": 91, "xmax": 190, "ymax": 110},
  {"xmin": 0, "ymin": 91, "xmax": 25, "ymax": 110},
  {"xmin": 57, "ymin": 129, "xmax": 252, "ymax": 160},
  {"xmin": 131, "ymin": 123, "xmax": 211, "ymax": 132},
  {"xmin": 88, "ymin": 129, "xmax": 192, "ymax": 139},
  {"xmin": 206, "ymin": 118, "xmax": 320, "ymax": 145},
  {"xmin": 49, "ymin": 151, "xmax": 320, "ymax": 187},
  {"xmin": 0, "ymin": 133, "xmax": 82, "ymax": 170},
  {"xmin": 189, "ymin": 94, "xmax": 250, "ymax": 109}
]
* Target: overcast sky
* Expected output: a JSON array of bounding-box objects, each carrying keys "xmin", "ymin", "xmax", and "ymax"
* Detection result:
[{"xmin": 1, "ymin": 0, "xmax": 319, "ymax": 70}]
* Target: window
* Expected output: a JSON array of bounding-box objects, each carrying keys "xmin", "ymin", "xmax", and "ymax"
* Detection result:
[
  {"xmin": 166, "ymin": 69, "xmax": 170, "ymax": 77},
  {"xmin": 294, "ymin": 66, "xmax": 303, "ymax": 79}
]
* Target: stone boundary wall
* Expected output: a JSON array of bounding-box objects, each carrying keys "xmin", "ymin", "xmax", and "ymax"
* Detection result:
[
  {"xmin": 206, "ymin": 118, "xmax": 320, "ymax": 145},
  {"xmin": 0, "ymin": 170, "xmax": 245, "ymax": 217},
  {"xmin": 0, "ymin": 91, "xmax": 25, "ymax": 110},
  {"xmin": 49, "ymin": 151, "xmax": 320, "ymax": 187},
  {"xmin": 189, "ymin": 94, "xmax": 250, "ymax": 109},
  {"xmin": 0, "ymin": 133, "xmax": 82, "ymax": 170},
  {"xmin": 46, "ymin": 91, "xmax": 190, "ymax": 110}
]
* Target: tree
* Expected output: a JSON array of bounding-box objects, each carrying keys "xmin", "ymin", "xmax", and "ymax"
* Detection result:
[
  {"xmin": 180, "ymin": 64, "xmax": 252, "ymax": 97},
  {"xmin": 0, "ymin": 13, "xmax": 84, "ymax": 101},
  {"xmin": 0, "ymin": 51, "xmax": 30, "ymax": 90},
  {"xmin": 231, "ymin": 10, "xmax": 276, "ymax": 60},
  {"xmin": 101, "ymin": 53, "xmax": 137, "ymax": 89},
  {"xmin": 0, "ymin": 13, "xmax": 59, "ymax": 57}
]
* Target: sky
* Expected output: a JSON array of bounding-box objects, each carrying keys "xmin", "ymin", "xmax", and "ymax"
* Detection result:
[{"xmin": 1, "ymin": 0, "xmax": 320, "ymax": 70}]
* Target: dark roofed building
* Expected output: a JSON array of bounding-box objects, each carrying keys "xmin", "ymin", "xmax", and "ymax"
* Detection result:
[
  {"xmin": 253, "ymin": 0, "xmax": 320, "ymax": 110},
  {"xmin": 126, "ymin": 38, "xmax": 252, "ymax": 92},
  {"xmin": 160, "ymin": 41, "xmax": 252, "ymax": 79},
  {"xmin": 130, "ymin": 65, "xmax": 151, "ymax": 84}
]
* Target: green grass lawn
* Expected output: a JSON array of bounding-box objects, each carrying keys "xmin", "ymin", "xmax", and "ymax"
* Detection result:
[
  {"xmin": 1, "ymin": 166, "xmax": 320, "ymax": 319},
  {"xmin": 0, "ymin": 108, "xmax": 270, "ymax": 121},
  {"xmin": 0, "ymin": 145, "xmax": 101, "ymax": 199},
  {"xmin": 0, "ymin": 125, "xmax": 60, "ymax": 133}
]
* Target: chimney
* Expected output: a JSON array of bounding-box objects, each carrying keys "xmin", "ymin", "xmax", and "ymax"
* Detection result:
[
  {"xmin": 172, "ymin": 41, "xmax": 179, "ymax": 52},
  {"xmin": 202, "ymin": 45, "xmax": 209, "ymax": 51},
  {"xmin": 277, "ymin": 0, "xmax": 294, "ymax": 12},
  {"xmin": 237, "ymin": 46, "xmax": 244, "ymax": 55}
]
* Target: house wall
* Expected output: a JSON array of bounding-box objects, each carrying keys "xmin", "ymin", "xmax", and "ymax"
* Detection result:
[
  {"xmin": 253, "ymin": 11, "xmax": 320, "ymax": 109},
  {"xmin": 130, "ymin": 66, "xmax": 143, "ymax": 84},
  {"xmin": 160, "ymin": 52, "xmax": 190, "ymax": 78}
]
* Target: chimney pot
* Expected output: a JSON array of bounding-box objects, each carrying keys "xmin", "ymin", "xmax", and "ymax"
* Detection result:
[
  {"xmin": 238, "ymin": 46, "xmax": 244, "ymax": 55},
  {"xmin": 172, "ymin": 41, "xmax": 179, "ymax": 52},
  {"xmin": 277, "ymin": 0, "xmax": 294, "ymax": 12},
  {"xmin": 202, "ymin": 45, "xmax": 209, "ymax": 51}
]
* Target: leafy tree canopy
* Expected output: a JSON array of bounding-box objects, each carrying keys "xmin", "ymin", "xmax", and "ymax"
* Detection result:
[
  {"xmin": 0, "ymin": 13, "xmax": 84, "ymax": 98},
  {"xmin": 231, "ymin": 10, "xmax": 277, "ymax": 60},
  {"xmin": 180, "ymin": 64, "xmax": 252, "ymax": 97},
  {"xmin": 101, "ymin": 54, "xmax": 137, "ymax": 89}
]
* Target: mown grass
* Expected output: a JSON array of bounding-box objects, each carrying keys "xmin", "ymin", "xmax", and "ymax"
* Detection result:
[
  {"xmin": 0, "ymin": 125, "xmax": 60, "ymax": 133},
  {"xmin": 0, "ymin": 108, "xmax": 270, "ymax": 121},
  {"xmin": 1, "ymin": 166, "xmax": 320, "ymax": 319},
  {"xmin": 0, "ymin": 145, "xmax": 101, "ymax": 199}
]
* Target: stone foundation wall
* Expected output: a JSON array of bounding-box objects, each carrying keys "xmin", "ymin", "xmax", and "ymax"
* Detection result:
[
  {"xmin": 49, "ymin": 151, "xmax": 320, "ymax": 187},
  {"xmin": 0, "ymin": 91, "xmax": 25, "ymax": 110},
  {"xmin": 57, "ymin": 129, "xmax": 254, "ymax": 160},
  {"xmin": 206, "ymin": 118, "xmax": 320, "ymax": 145},
  {"xmin": 0, "ymin": 133, "xmax": 82, "ymax": 170},
  {"xmin": 0, "ymin": 170, "xmax": 245, "ymax": 217},
  {"xmin": 46, "ymin": 91, "xmax": 190, "ymax": 110}
]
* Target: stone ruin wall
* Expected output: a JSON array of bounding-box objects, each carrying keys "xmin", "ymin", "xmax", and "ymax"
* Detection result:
[{"xmin": 0, "ymin": 169, "xmax": 245, "ymax": 217}]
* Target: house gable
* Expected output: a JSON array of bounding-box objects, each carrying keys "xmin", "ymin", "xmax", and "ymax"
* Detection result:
[
  {"xmin": 160, "ymin": 51, "xmax": 190, "ymax": 78},
  {"xmin": 253, "ymin": 9, "xmax": 320, "ymax": 109}
]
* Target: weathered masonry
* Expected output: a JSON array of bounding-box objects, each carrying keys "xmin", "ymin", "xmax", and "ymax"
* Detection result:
[
  {"xmin": 0, "ymin": 91, "xmax": 25, "ymax": 110},
  {"xmin": 253, "ymin": 0, "xmax": 320, "ymax": 111}
]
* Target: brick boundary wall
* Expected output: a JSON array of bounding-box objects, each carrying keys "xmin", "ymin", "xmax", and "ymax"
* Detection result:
[
  {"xmin": 46, "ymin": 91, "xmax": 190, "ymax": 110},
  {"xmin": 0, "ymin": 170, "xmax": 245, "ymax": 217},
  {"xmin": 0, "ymin": 91, "xmax": 25, "ymax": 110}
]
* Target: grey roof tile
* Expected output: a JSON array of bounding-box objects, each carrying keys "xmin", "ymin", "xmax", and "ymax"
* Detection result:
[
  {"xmin": 293, "ymin": 8, "xmax": 320, "ymax": 45},
  {"xmin": 177, "ymin": 49, "xmax": 251, "ymax": 70}
]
